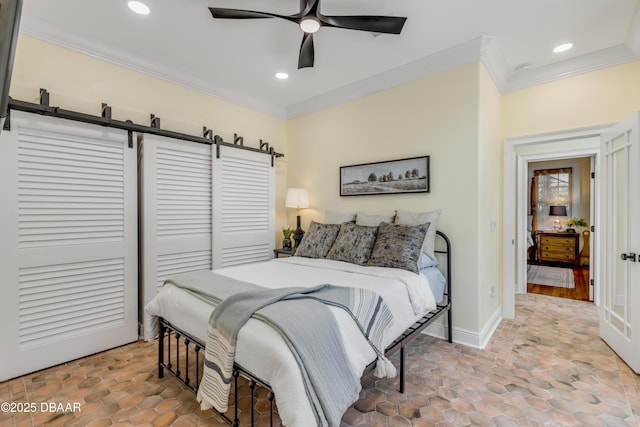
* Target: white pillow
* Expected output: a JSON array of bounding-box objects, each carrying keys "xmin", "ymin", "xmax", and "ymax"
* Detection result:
[
  {"xmin": 395, "ymin": 209, "xmax": 442, "ymax": 259},
  {"xmin": 355, "ymin": 212, "xmax": 395, "ymax": 227},
  {"xmin": 324, "ymin": 211, "xmax": 356, "ymax": 224}
]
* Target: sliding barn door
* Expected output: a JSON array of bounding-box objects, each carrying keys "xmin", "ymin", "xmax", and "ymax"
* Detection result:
[
  {"xmin": 139, "ymin": 134, "xmax": 212, "ymax": 314},
  {"xmin": 0, "ymin": 111, "xmax": 138, "ymax": 381},
  {"xmin": 213, "ymin": 146, "xmax": 275, "ymax": 268}
]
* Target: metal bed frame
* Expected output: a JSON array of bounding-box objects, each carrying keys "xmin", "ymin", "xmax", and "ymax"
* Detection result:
[{"xmin": 157, "ymin": 230, "xmax": 452, "ymax": 426}]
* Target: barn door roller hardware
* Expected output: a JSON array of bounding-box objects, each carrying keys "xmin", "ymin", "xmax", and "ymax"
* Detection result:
[{"xmin": 6, "ymin": 89, "xmax": 284, "ymax": 163}]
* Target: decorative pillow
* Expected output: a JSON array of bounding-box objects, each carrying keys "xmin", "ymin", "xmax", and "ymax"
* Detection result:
[
  {"xmin": 326, "ymin": 223, "xmax": 378, "ymax": 265},
  {"xmin": 325, "ymin": 211, "xmax": 357, "ymax": 224},
  {"xmin": 294, "ymin": 221, "xmax": 340, "ymax": 258},
  {"xmin": 367, "ymin": 222, "xmax": 430, "ymax": 273},
  {"xmin": 356, "ymin": 212, "xmax": 395, "ymax": 227},
  {"xmin": 395, "ymin": 209, "xmax": 442, "ymax": 259}
]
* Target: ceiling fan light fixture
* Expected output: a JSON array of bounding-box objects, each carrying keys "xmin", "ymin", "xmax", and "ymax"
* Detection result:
[
  {"xmin": 553, "ymin": 42, "xmax": 574, "ymax": 53},
  {"xmin": 127, "ymin": 1, "xmax": 150, "ymax": 15},
  {"xmin": 208, "ymin": 3, "xmax": 407, "ymax": 68},
  {"xmin": 300, "ymin": 17, "xmax": 320, "ymax": 34}
]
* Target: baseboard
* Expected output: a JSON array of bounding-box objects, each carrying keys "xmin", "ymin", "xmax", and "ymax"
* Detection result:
[
  {"xmin": 478, "ymin": 307, "xmax": 503, "ymax": 349},
  {"xmin": 423, "ymin": 319, "xmax": 448, "ymax": 341},
  {"xmin": 424, "ymin": 307, "xmax": 503, "ymax": 349}
]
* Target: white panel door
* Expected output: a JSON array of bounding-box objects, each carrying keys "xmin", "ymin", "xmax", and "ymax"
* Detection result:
[
  {"xmin": 139, "ymin": 134, "xmax": 212, "ymax": 315},
  {"xmin": 0, "ymin": 111, "xmax": 138, "ymax": 381},
  {"xmin": 213, "ymin": 146, "xmax": 275, "ymax": 268},
  {"xmin": 599, "ymin": 112, "xmax": 640, "ymax": 373}
]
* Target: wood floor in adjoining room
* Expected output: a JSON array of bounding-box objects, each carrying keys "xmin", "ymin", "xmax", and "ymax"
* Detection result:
[
  {"xmin": 527, "ymin": 265, "xmax": 591, "ymax": 301},
  {"xmin": 1, "ymin": 293, "xmax": 638, "ymax": 427}
]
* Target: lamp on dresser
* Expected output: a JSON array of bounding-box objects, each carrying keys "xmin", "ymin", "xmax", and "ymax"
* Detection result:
[
  {"xmin": 285, "ymin": 188, "xmax": 309, "ymax": 248},
  {"xmin": 549, "ymin": 205, "xmax": 567, "ymax": 232}
]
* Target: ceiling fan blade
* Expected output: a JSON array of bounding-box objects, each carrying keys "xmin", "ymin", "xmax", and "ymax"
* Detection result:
[
  {"xmin": 319, "ymin": 15, "xmax": 407, "ymax": 34},
  {"xmin": 289, "ymin": 0, "xmax": 318, "ymax": 20},
  {"xmin": 298, "ymin": 33, "xmax": 315, "ymax": 69},
  {"xmin": 209, "ymin": 7, "xmax": 291, "ymax": 21}
]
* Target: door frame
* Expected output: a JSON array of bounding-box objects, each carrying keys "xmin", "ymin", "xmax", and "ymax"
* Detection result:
[{"xmin": 503, "ymin": 125, "xmax": 609, "ymax": 319}]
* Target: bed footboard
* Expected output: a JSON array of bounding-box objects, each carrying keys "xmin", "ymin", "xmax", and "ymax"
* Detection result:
[
  {"xmin": 158, "ymin": 318, "xmax": 277, "ymax": 427},
  {"xmin": 367, "ymin": 230, "xmax": 453, "ymax": 393}
]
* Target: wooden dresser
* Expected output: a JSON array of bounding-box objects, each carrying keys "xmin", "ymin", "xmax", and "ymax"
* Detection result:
[{"xmin": 536, "ymin": 232, "xmax": 580, "ymax": 267}]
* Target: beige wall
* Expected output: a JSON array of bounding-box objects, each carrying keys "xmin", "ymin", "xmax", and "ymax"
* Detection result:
[
  {"xmin": 477, "ymin": 64, "xmax": 503, "ymax": 331},
  {"xmin": 503, "ymin": 61, "xmax": 640, "ymax": 138},
  {"xmin": 287, "ymin": 62, "xmax": 485, "ymax": 334},
  {"xmin": 287, "ymin": 59, "xmax": 640, "ymax": 338},
  {"xmin": 9, "ymin": 35, "xmax": 289, "ymax": 237},
  {"xmin": 11, "ymin": 33, "xmax": 640, "ymax": 341}
]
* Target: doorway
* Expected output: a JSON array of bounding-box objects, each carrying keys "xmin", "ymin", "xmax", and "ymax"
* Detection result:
[
  {"xmin": 526, "ymin": 157, "xmax": 593, "ymax": 302},
  {"xmin": 502, "ymin": 125, "xmax": 606, "ymax": 319}
]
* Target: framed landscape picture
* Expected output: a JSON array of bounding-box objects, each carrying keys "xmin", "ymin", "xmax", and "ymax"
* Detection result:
[{"xmin": 340, "ymin": 156, "xmax": 430, "ymax": 196}]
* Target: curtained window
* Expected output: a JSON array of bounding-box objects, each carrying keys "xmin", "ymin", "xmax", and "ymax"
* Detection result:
[{"xmin": 533, "ymin": 168, "xmax": 572, "ymax": 231}]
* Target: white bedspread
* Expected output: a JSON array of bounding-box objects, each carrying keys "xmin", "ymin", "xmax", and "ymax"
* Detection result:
[{"xmin": 144, "ymin": 257, "xmax": 436, "ymax": 427}]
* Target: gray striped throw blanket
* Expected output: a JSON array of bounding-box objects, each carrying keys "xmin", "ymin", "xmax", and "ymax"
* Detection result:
[{"xmin": 165, "ymin": 271, "xmax": 395, "ymax": 427}]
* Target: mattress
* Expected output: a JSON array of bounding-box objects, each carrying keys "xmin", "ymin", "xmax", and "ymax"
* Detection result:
[{"xmin": 144, "ymin": 257, "xmax": 437, "ymax": 427}]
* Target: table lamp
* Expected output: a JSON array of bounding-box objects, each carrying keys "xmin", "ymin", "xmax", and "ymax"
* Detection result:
[
  {"xmin": 285, "ymin": 188, "xmax": 309, "ymax": 248},
  {"xmin": 549, "ymin": 205, "xmax": 567, "ymax": 232}
]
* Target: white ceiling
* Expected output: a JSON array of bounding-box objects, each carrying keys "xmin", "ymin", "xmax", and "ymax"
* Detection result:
[{"xmin": 19, "ymin": 0, "xmax": 640, "ymax": 118}]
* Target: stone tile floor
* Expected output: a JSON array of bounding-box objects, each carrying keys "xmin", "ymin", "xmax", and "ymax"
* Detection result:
[{"xmin": 0, "ymin": 293, "xmax": 638, "ymax": 426}]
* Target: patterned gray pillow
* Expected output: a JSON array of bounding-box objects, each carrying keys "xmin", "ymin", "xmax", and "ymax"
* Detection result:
[
  {"xmin": 367, "ymin": 222, "xmax": 430, "ymax": 273},
  {"xmin": 326, "ymin": 223, "xmax": 378, "ymax": 265},
  {"xmin": 294, "ymin": 221, "xmax": 340, "ymax": 258},
  {"xmin": 395, "ymin": 209, "xmax": 442, "ymax": 259}
]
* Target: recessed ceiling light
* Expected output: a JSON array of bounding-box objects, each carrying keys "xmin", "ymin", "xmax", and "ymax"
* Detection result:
[
  {"xmin": 553, "ymin": 42, "xmax": 574, "ymax": 53},
  {"xmin": 300, "ymin": 17, "xmax": 320, "ymax": 33},
  {"xmin": 275, "ymin": 72, "xmax": 289, "ymax": 80},
  {"xmin": 128, "ymin": 1, "xmax": 150, "ymax": 15}
]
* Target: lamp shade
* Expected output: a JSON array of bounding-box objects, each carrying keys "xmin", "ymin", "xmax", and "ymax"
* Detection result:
[
  {"xmin": 549, "ymin": 205, "xmax": 567, "ymax": 216},
  {"xmin": 285, "ymin": 188, "xmax": 309, "ymax": 209}
]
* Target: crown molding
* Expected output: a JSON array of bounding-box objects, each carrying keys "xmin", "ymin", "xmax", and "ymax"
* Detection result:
[
  {"xmin": 20, "ymin": 16, "xmax": 640, "ymax": 120},
  {"xmin": 289, "ymin": 36, "xmax": 640, "ymax": 118},
  {"xmin": 286, "ymin": 37, "xmax": 485, "ymax": 118},
  {"xmin": 479, "ymin": 36, "xmax": 510, "ymax": 92},
  {"xmin": 503, "ymin": 45, "xmax": 638, "ymax": 92},
  {"xmin": 19, "ymin": 19, "xmax": 288, "ymax": 119}
]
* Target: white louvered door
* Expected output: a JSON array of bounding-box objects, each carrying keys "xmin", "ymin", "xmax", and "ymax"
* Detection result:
[
  {"xmin": 139, "ymin": 134, "xmax": 212, "ymax": 314},
  {"xmin": 213, "ymin": 146, "xmax": 275, "ymax": 268},
  {"xmin": 0, "ymin": 111, "xmax": 137, "ymax": 381}
]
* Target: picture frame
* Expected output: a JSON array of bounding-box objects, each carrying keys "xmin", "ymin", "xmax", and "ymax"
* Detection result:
[{"xmin": 340, "ymin": 156, "xmax": 430, "ymax": 196}]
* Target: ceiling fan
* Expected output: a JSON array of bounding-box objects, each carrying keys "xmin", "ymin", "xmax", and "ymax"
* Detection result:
[{"xmin": 208, "ymin": 0, "xmax": 407, "ymax": 69}]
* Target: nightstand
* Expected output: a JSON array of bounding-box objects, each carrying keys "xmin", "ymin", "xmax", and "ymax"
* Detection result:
[
  {"xmin": 536, "ymin": 231, "xmax": 580, "ymax": 267},
  {"xmin": 274, "ymin": 248, "xmax": 295, "ymax": 258}
]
